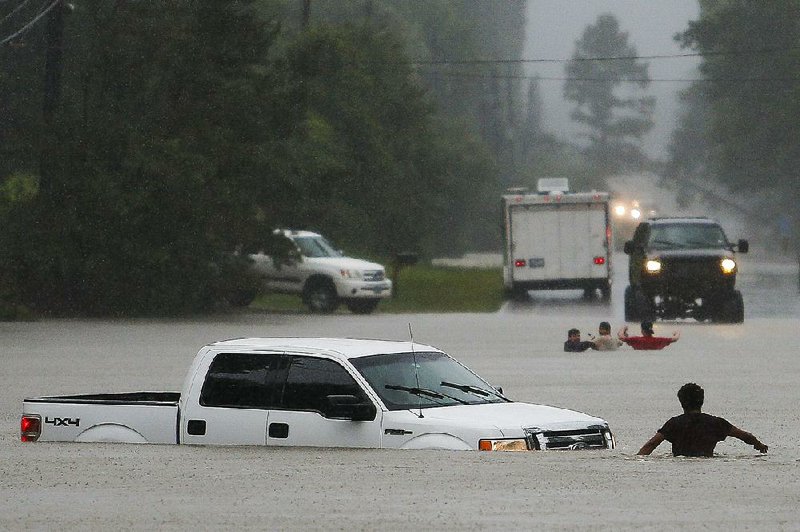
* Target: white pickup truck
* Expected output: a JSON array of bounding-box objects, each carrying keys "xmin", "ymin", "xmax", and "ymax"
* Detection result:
[
  {"xmin": 247, "ymin": 229, "xmax": 392, "ymax": 314},
  {"xmin": 21, "ymin": 337, "xmax": 614, "ymax": 451}
]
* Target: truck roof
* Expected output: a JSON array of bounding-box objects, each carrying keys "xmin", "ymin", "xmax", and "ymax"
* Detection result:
[
  {"xmin": 209, "ymin": 337, "xmax": 441, "ymax": 359},
  {"xmin": 502, "ymin": 191, "xmax": 609, "ymax": 205},
  {"xmin": 647, "ymin": 216, "xmax": 718, "ymax": 225},
  {"xmin": 274, "ymin": 229, "xmax": 322, "ymax": 238}
]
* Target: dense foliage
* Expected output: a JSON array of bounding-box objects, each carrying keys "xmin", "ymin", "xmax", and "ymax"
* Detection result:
[
  {"xmin": 668, "ymin": 0, "xmax": 800, "ymax": 236},
  {"xmin": 0, "ymin": 0, "xmax": 524, "ymax": 315}
]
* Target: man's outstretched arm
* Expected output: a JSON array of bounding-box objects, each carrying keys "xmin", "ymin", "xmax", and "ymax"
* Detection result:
[
  {"xmin": 729, "ymin": 426, "xmax": 768, "ymax": 453},
  {"xmin": 637, "ymin": 432, "xmax": 665, "ymax": 455}
]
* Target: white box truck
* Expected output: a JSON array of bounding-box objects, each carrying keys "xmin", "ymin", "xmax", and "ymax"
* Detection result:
[{"xmin": 502, "ymin": 179, "xmax": 612, "ymax": 300}]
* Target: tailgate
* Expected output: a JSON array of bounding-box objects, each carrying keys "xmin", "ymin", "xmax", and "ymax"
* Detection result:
[{"xmin": 511, "ymin": 203, "xmax": 608, "ymax": 281}]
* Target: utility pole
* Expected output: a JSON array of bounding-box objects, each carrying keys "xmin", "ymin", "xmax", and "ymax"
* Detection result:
[
  {"xmin": 301, "ymin": 0, "xmax": 311, "ymax": 29},
  {"xmin": 42, "ymin": 0, "xmax": 65, "ymax": 125},
  {"xmin": 40, "ymin": 0, "xmax": 67, "ymax": 197}
]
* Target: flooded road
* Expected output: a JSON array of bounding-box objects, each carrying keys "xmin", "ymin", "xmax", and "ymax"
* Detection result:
[{"xmin": 2, "ymin": 256, "xmax": 799, "ymax": 530}]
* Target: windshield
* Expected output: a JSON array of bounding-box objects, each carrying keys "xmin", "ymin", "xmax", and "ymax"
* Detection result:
[
  {"xmin": 648, "ymin": 223, "xmax": 729, "ymax": 250},
  {"xmin": 350, "ymin": 351, "xmax": 507, "ymax": 410},
  {"xmin": 292, "ymin": 236, "xmax": 343, "ymax": 258}
]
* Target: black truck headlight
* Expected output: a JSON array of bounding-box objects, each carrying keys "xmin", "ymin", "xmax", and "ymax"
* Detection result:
[
  {"xmin": 645, "ymin": 259, "xmax": 662, "ymax": 274},
  {"xmin": 720, "ymin": 258, "xmax": 736, "ymax": 274}
]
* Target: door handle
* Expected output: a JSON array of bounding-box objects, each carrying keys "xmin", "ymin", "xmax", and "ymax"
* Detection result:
[{"xmin": 268, "ymin": 422, "xmax": 289, "ymax": 439}]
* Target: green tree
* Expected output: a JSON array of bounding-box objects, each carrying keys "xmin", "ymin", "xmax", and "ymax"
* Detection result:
[
  {"xmin": 563, "ymin": 13, "xmax": 654, "ymax": 177},
  {"xmin": 676, "ymin": 0, "xmax": 800, "ymax": 225},
  {"xmin": 283, "ymin": 24, "xmax": 498, "ymax": 255},
  {"xmin": 3, "ymin": 0, "xmax": 294, "ymax": 315}
]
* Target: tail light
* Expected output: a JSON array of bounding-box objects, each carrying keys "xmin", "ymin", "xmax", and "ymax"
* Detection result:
[
  {"xmin": 593, "ymin": 256, "xmax": 606, "ymax": 265},
  {"xmin": 21, "ymin": 414, "xmax": 41, "ymax": 442},
  {"xmin": 514, "ymin": 259, "xmax": 526, "ymax": 268}
]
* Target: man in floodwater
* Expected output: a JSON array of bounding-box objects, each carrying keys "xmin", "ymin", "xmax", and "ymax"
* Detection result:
[
  {"xmin": 638, "ymin": 382, "xmax": 768, "ymax": 457},
  {"xmin": 618, "ymin": 321, "xmax": 679, "ymax": 350},
  {"xmin": 563, "ymin": 328, "xmax": 594, "ymax": 352},
  {"xmin": 591, "ymin": 321, "xmax": 622, "ymax": 351}
]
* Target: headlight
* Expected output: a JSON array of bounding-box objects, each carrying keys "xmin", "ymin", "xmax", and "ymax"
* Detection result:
[
  {"xmin": 614, "ymin": 205, "xmax": 626, "ymax": 216},
  {"xmin": 478, "ymin": 438, "xmax": 530, "ymax": 451},
  {"xmin": 720, "ymin": 258, "xmax": 736, "ymax": 274},
  {"xmin": 340, "ymin": 269, "xmax": 363, "ymax": 279},
  {"xmin": 645, "ymin": 259, "xmax": 662, "ymax": 273},
  {"xmin": 630, "ymin": 208, "xmax": 641, "ymax": 220}
]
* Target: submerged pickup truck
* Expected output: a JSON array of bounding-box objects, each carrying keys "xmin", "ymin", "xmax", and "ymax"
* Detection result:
[{"xmin": 22, "ymin": 338, "xmax": 614, "ymax": 451}]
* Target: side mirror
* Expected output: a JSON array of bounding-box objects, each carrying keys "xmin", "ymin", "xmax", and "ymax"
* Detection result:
[
  {"xmin": 737, "ymin": 239, "xmax": 749, "ymax": 253},
  {"xmin": 287, "ymin": 248, "xmax": 302, "ymax": 263},
  {"xmin": 325, "ymin": 394, "xmax": 377, "ymax": 421},
  {"xmin": 495, "ymin": 386, "xmax": 504, "ymax": 396},
  {"xmin": 623, "ymin": 241, "xmax": 635, "ymax": 255}
]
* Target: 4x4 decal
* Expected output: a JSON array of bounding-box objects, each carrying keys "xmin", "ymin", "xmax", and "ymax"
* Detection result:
[{"xmin": 45, "ymin": 417, "xmax": 80, "ymax": 427}]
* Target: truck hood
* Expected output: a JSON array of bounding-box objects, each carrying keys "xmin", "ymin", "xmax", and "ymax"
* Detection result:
[
  {"xmin": 415, "ymin": 401, "xmax": 608, "ymax": 433},
  {"xmin": 306, "ymin": 256, "xmax": 385, "ymax": 271},
  {"xmin": 647, "ymin": 248, "xmax": 734, "ymax": 260}
]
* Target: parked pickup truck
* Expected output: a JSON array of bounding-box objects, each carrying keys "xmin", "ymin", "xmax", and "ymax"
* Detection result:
[
  {"xmin": 244, "ymin": 229, "xmax": 392, "ymax": 314},
  {"xmin": 21, "ymin": 338, "xmax": 614, "ymax": 451}
]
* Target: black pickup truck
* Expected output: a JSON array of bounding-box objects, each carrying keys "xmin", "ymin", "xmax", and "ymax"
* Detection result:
[{"xmin": 623, "ymin": 217, "xmax": 748, "ymax": 323}]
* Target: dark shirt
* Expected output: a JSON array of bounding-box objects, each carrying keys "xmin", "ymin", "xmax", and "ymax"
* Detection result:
[
  {"xmin": 564, "ymin": 340, "xmax": 594, "ymax": 352},
  {"xmin": 658, "ymin": 412, "xmax": 733, "ymax": 457}
]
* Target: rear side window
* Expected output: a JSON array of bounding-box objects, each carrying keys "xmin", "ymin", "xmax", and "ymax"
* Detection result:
[
  {"xmin": 200, "ymin": 353, "xmax": 286, "ymax": 409},
  {"xmin": 281, "ymin": 356, "xmax": 366, "ymax": 413}
]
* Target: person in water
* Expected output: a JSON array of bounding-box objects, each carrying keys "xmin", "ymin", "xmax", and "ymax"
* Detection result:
[
  {"xmin": 618, "ymin": 321, "xmax": 679, "ymax": 350},
  {"xmin": 637, "ymin": 382, "xmax": 768, "ymax": 457},
  {"xmin": 563, "ymin": 328, "xmax": 594, "ymax": 352}
]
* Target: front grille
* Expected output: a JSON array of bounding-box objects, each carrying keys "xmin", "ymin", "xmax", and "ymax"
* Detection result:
[
  {"xmin": 363, "ymin": 270, "xmax": 385, "ymax": 282},
  {"xmin": 662, "ymin": 257, "xmax": 720, "ymax": 281},
  {"xmin": 524, "ymin": 427, "xmax": 610, "ymax": 450}
]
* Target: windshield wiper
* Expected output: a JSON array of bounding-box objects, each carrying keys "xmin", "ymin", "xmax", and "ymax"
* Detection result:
[
  {"xmin": 440, "ymin": 381, "xmax": 507, "ymax": 401},
  {"xmin": 385, "ymin": 384, "xmax": 469, "ymax": 405}
]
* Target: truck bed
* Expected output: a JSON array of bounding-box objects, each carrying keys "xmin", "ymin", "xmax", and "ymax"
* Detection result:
[{"xmin": 23, "ymin": 391, "xmax": 180, "ymax": 444}]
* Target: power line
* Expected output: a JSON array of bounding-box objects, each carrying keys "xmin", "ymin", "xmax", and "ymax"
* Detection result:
[
  {"xmin": 0, "ymin": 0, "xmax": 58, "ymax": 47},
  {"xmin": 407, "ymin": 46, "xmax": 800, "ymax": 66},
  {"xmin": 419, "ymin": 70, "xmax": 800, "ymax": 84}
]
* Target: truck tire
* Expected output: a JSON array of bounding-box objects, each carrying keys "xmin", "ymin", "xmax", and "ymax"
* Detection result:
[
  {"xmin": 624, "ymin": 286, "xmax": 638, "ymax": 321},
  {"xmin": 600, "ymin": 282, "xmax": 612, "ymax": 302},
  {"xmin": 717, "ymin": 290, "xmax": 744, "ymax": 323},
  {"xmin": 346, "ymin": 299, "xmax": 380, "ymax": 314},
  {"xmin": 509, "ymin": 284, "xmax": 530, "ymax": 301},
  {"xmin": 636, "ymin": 290, "xmax": 655, "ymax": 321},
  {"xmin": 625, "ymin": 286, "xmax": 653, "ymax": 322},
  {"xmin": 303, "ymin": 278, "xmax": 339, "ymax": 313}
]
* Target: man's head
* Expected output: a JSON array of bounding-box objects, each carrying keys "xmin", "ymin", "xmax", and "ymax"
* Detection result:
[
  {"xmin": 677, "ymin": 382, "xmax": 704, "ymax": 412},
  {"xmin": 598, "ymin": 321, "xmax": 611, "ymax": 335},
  {"xmin": 641, "ymin": 321, "xmax": 654, "ymax": 336},
  {"xmin": 567, "ymin": 328, "xmax": 580, "ymax": 341}
]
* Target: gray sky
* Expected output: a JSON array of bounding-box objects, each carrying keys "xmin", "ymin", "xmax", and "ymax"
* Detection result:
[{"xmin": 525, "ymin": 0, "xmax": 701, "ymax": 159}]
